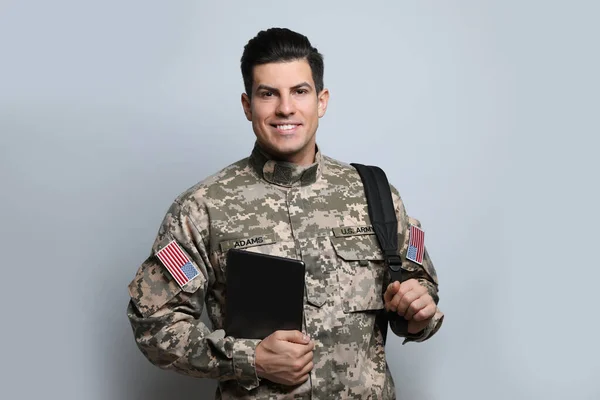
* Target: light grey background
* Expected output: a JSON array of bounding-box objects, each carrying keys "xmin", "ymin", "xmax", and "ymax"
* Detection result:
[{"xmin": 1, "ymin": 1, "xmax": 598, "ymax": 399}]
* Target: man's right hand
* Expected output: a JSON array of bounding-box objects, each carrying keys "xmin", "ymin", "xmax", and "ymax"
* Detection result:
[{"xmin": 255, "ymin": 330, "xmax": 314, "ymax": 386}]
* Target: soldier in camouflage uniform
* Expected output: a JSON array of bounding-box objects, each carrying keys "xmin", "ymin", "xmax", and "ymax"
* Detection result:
[{"xmin": 127, "ymin": 28, "xmax": 444, "ymax": 399}]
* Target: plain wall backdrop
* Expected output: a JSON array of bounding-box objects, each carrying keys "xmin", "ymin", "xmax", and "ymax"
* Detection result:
[{"xmin": 1, "ymin": 1, "xmax": 599, "ymax": 399}]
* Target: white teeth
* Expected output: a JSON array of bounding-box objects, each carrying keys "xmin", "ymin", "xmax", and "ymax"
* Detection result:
[{"xmin": 277, "ymin": 124, "xmax": 296, "ymax": 131}]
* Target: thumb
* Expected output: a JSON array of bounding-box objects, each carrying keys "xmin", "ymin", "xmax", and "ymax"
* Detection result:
[
  {"xmin": 277, "ymin": 330, "xmax": 310, "ymax": 344},
  {"xmin": 384, "ymin": 281, "xmax": 400, "ymax": 303}
]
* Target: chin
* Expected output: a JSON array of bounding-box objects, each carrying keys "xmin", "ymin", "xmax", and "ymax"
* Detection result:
[{"xmin": 264, "ymin": 145, "xmax": 301, "ymax": 160}]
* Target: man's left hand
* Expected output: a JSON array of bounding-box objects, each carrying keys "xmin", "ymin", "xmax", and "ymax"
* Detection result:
[{"xmin": 384, "ymin": 279, "xmax": 437, "ymax": 334}]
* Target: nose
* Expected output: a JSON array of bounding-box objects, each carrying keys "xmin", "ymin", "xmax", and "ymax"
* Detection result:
[{"xmin": 275, "ymin": 94, "xmax": 296, "ymax": 117}]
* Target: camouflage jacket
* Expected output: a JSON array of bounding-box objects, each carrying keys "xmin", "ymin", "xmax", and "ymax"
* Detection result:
[{"xmin": 127, "ymin": 144, "xmax": 444, "ymax": 399}]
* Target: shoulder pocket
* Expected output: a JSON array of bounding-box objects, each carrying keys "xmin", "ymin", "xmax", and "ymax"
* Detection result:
[{"xmin": 331, "ymin": 234, "xmax": 385, "ymax": 313}]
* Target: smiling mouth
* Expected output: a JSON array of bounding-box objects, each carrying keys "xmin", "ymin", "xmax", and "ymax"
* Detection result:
[{"xmin": 272, "ymin": 124, "xmax": 301, "ymax": 133}]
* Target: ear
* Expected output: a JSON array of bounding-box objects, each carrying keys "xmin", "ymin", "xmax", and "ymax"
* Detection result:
[
  {"xmin": 317, "ymin": 88, "xmax": 330, "ymax": 118},
  {"xmin": 241, "ymin": 93, "xmax": 252, "ymax": 121}
]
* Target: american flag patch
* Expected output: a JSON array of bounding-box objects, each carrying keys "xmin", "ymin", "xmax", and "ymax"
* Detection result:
[
  {"xmin": 156, "ymin": 240, "xmax": 199, "ymax": 288},
  {"xmin": 406, "ymin": 225, "xmax": 425, "ymax": 265}
]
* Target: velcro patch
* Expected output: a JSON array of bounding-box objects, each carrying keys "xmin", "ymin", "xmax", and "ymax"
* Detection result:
[
  {"xmin": 406, "ymin": 225, "xmax": 425, "ymax": 265},
  {"xmin": 155, "ymin": 240, "xmax": 200, "ymax": 288}
]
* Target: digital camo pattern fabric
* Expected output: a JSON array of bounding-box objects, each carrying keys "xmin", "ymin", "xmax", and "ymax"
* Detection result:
[{"xmin": 127, "ymin": 143, "xmax": 443, "ymax": 399}]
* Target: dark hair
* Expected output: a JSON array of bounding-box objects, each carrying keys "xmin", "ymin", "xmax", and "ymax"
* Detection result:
[{"xmin": 241, "ymin": 28, "xmax": 324, "ymax": 98}]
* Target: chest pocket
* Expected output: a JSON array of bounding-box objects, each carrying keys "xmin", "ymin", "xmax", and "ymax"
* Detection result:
[
  {"xmin": 331, "ymin": 233, "xmax": 385, "ymax": 313},
  {"xmin": 216, "ymin": 233, "xmax": 297, "ymax": 278}
]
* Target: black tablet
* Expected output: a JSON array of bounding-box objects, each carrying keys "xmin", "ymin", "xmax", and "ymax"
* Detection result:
[{"xmin": 225, "ymin": 248, "xmax": 306, "ymax": 339}]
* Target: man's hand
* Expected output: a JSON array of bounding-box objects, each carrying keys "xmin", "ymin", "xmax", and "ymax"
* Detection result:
[
  {"xmin": 384, "ymin": 279, "xmax": 436, "ymax": 334},
  {"xmin": 255, "ymin": 330, "xmax": 314, "ymax": 386}
]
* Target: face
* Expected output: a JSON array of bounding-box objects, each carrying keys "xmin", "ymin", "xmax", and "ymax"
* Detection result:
[{"xmin": 241, "ymin": 59, "xmax": 329, "ymax": 166}]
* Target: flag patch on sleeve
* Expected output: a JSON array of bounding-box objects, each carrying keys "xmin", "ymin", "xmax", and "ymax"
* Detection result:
[
  {"xmin": 156, "ymin": 240, "xmax": 199, "ymax": 288},
  {"xmin": 406, "ymin": 225, "xmax": 425, "ymax": 265}
]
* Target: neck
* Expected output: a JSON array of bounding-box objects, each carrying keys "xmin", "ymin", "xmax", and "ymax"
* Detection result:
[{"xmin": 260, "ymin": 145, "xmax": 316, "ymax": 167}]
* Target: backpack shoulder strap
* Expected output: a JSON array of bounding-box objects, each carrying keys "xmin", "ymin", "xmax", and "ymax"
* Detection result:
[
  {"xmin": 350, "ymin": 163, "xmax": 402, "ymax": 282},
  {"xmin": 351, "ymin": 163, "xmax": 406, "ymax": 345}
]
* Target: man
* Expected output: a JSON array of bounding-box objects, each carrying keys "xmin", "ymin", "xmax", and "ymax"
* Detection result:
[{"xmin": 127, "ymin": 27, "xmax": 444, "ymax": 399}]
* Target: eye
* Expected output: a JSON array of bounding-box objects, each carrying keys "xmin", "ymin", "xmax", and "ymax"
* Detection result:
[
  {"xmin": 260, "ymin": 91, "xmax": 274, "ymax": 98},
  {"xmin": 296, "ymin": 89, "xmax": 308, "ymax": 95}
]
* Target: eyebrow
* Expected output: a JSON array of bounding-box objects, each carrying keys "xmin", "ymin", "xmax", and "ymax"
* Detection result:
[{"xmin": 255, "ymin": 82, "xmax": 313, "ymax": 94}]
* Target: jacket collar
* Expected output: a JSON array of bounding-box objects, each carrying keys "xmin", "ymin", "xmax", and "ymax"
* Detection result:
[{"xmin": 249, "ymin": 142, "xmax": 322, "ymax": 187}]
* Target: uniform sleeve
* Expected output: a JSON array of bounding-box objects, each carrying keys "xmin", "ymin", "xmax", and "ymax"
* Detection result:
[
  {"xmin": 126, "ymin": 199, "xmax": 261, "ymax": 390},
  {"xmin": 386, "ymin": 186, "xmax": 445, "ymax": 344}
]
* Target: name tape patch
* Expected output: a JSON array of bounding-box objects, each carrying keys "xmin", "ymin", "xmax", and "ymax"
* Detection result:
[
  {"xmin": 219, "ymin": 233, "xmax": 276, "ymax": 252},
  {"xmin": 332, "ymin": 225, "xmax": 375, "ymax": 238}
]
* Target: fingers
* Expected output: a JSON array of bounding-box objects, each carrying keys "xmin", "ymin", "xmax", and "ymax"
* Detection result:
[
  {"xmin": 256, "ymin": 330, "xmax": 315, "ymax": 387},
  {"xmin": 384, "ymin": 281, "xmax": 400, "ymax": 304},
  {"xmin": 386, "ymin": 279, "xmax": 436, "ymax": 321},
  {"xmin": 385, "ymin": 279, "xmax": 422, "ymax": 312},
  {"xmin": 386, "ymin": 293, "xmax": 400, "ymax": 313},
  {"xmin": 272, "ymin": 330, "xmax": 314, "ymax": 357},
  {"xmin": 288, "ymin": 363, "xmax": 313, "ymax": 386},
  {"xmin": 412, "ymin": 303, "xmax": 437, "ymax": 322},
  {"xmin": 386, "ymin": 281, "xmax": 420, "ymax": 313},
  {"xmin": 275, "ymin": 330, "xmax": 310, "ymax": 345},
  {"xmin": 403, "ymin": 294, "xmax": 435, "ymax": 320},
  {"xmin": 297, "ymin": 349, "xmax": 314, "ymax": 369},
  {"xmin": 293, "ymin": 340, "xmax": 315, "ymax": 356},
  {"xmin": 290, "ymin": 351, "xmax": 313, "ymax": 385},
  {"xmin": 296, "ymin": 359, "xmax": 314, "ymax": 384},
  {"xmin": 396, "ymin": 284, "xmax": 427, "ymax": 316}
]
